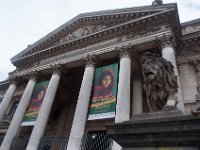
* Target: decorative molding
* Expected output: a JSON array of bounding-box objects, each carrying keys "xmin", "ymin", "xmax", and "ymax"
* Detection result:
[
  {"xmin": 126, "ymin": 25, "xmax": 170, "ymax": 40},
  {"xmin": 177, "ymin": 54, "xmax": 200, "ymax": 65},
  {"xmin": 8, "ymin": 79, "xmax": 18, "ymax": 86},
  {"xmin": 12, "ymin": 9, "xmax": 175, "ymax": 67},
  {"xmin": 177, "ymin": 36, "xmax": 200, "ymax": 57},
  {"xmin": 10, "ymin": 30, "xmax": 172, "ymax": 78}
]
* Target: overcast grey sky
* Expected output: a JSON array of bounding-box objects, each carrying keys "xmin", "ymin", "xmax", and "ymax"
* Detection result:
[{"xmin": 0, "ymin": 0, "xmax": 200, "ymax": 81}]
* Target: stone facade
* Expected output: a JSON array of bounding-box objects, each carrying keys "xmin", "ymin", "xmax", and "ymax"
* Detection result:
[{"xmin": 0, "ymin": 2, "xmax": 200, "ymax": 150}]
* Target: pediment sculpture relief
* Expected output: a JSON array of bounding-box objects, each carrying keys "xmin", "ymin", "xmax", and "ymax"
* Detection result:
[
  {"xmin": 57, "ymin": 24, "xmax": 107, "ymax": 45},
  {"xmin": 141, "ymin": 52, "xmax": 178, "ymax": 112}
]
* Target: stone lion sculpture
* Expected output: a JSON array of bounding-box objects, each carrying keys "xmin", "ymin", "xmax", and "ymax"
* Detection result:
[{"xmin": 141, "ymin": 52, "xmax": 178, "ymax": 111}]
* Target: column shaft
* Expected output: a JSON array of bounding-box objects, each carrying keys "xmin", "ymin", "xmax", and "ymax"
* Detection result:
[
  {"xmin": 162, "ymin": 46, "xmax": 185, "ymax": 113},
  {"xmin": 0, "ymin": 83, "xmax": 17, "ymax": 122},
  {"xmin": 112, "ymin": 54, "xmax": 131, "ymax": 150},
  {"xmin": 26, "ymin": 72, "xmax": 61, "ymax": 150},
  {"xmin": 115, "ymin": 56, "xmax": 131, "ymax": 123},
  {"xmin": 67, "ymin": 65, "xmax": 95, "ymax": 150},
  {"xmin": 0, "ymin": 78, "xmax": 36, "ymax": 150}
]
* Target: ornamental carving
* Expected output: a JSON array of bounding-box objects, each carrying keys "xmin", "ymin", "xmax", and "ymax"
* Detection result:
[
  {"xmin": 51, "ymin": 64, "xmax": 63, "ymax": 75},
  {"xmin": 161, "ymin": 34, "xmax": 175, "ymax": 49},
  {"xmin": 83, "ymin": 55, "xmax": 96, "ymax": 67},
  {"xmin": 141, "ymin": 52, "xmax": 178, "ymax": 111},
  {"xmin": 57, "ymin": 24, "xmax": 107, "ymax": 45},
  {"xmin": 126, "ymin": 25, "xmax": 169, "ymax": 40},
  {"xmin": 8, "ymin": 78, "xmax": 18, "ymax": 86},
  {"xmin": 116, "ymin": 44, "xmax": 133, "ymax": 58},
  {"xmin": 29, "ymin": 71, "xmax": 38, "ymax": 81}
]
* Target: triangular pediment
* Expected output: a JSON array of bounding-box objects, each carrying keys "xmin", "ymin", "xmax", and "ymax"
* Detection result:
[{"xmin": 11, "ymin": 3, "xmax": 178, "ymax": 65}]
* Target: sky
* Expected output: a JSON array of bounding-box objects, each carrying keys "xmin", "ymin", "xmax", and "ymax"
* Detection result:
[{"xmin": 0, "ymin": 0, "xmax": 200, "ymax": 81}]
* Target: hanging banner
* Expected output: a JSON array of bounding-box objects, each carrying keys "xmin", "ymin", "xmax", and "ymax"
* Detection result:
[
  {"xmin": 22, "ymin": 80, "xmax": 49, "ymax": 126},
  {"xmin": 88, "ymin": 63, "xmax": 118, "ymax": 120}
]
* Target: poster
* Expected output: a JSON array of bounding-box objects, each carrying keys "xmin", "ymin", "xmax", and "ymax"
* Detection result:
[
  {"xmin": 22, "ymin": 80, "xmax": 49, "ymax": 126},
  {"xmin": 88, "ymin": 63, "xmax": 118, "ymax": 120}
]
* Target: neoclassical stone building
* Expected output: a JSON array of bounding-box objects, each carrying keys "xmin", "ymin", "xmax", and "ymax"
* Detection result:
[{"xmin": 0, "ymin": 1, "xmax": 200, "ymax": 150}]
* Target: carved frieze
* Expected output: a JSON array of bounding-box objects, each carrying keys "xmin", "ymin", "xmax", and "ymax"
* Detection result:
[
  {"xmin": 178, "ymin": 48, "xmax": 200, "ymax": 57},
  {"xmin": 125, "ymin": 24, "xmax": 170, "ymax": 40},
  {"xmin": 177, "ymin": 36, "xmax": 200, "ymax": 57}
]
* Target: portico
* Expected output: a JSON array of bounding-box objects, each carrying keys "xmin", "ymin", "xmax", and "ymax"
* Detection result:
[
  {"xmin": 0, "ymin": 33, "xmax": 184, "ymax": 150},
  {"xmin": 0, "ymin": 2, "xmax": 199, "ymax": 150}
]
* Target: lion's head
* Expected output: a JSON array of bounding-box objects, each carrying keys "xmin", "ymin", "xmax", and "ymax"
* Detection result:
[{"xmin": 141, "ymin": 52, "xmax": 178, "ymax": 111}]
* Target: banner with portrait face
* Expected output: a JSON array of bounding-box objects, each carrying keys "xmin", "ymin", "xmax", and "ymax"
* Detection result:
[
  {"xmin": 22, "ymin": 80, "xmax": 49, "ymax": 126},
  {"xmin": 88, "ymin": 63, "xmax": 118, "ymax": 120}
]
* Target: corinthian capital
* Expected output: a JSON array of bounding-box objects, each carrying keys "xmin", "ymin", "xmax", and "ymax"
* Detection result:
[
  {"xmin": 161, "ymin": 34, "xmax": 175, "ymax": 49},
  {"xmin": 51, "ymin": 64, "xmax": 62, "ymax": 75},
  {"xmin": 83, "ymin": 55, "xmax": 96, "ymax": 67},
  {"xmin": 29, "ymin": 71, "xmax": 38, "ymax": 81},
  {"xmin": 115, "ymin": 43, "xmax": 133, "ymax": 58}
]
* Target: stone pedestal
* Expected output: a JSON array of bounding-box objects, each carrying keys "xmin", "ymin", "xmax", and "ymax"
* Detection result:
[{"xmin": 107, "ymin": 110, "xmax": 200, "ymax": 149}]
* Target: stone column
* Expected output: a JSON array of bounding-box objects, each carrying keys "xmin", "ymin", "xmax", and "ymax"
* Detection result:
[
  {"xmin": 26, "ymin": 66, "xmax": 61, "ymax": 150},
  {"xmin": 132, "ymin": 77, "xmax": 143, "ymax": 115},
  {"xmin": 0, "ymin": 74, "xmax": 37, "ymax": 150},
  {"xmin": 112, "ymin": 45, "xmax": 132, "ymax": 150},
  {"xmin": 115, "ymin": 45, "xmax": 132, "ymax": 122},
  {"xmin": 0, "ymin": 80, "xmax": 17, "ymax": 123},
  {"xmin": 161, "ymin": 34, "xmax": 185, "ymax": 113},
  {"xmin": 67, "ymin": 55, "xmax": 95, "ymax": 150}
]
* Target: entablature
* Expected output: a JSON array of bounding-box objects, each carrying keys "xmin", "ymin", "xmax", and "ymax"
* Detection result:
[
  {"xmin": 12, "ymin": 4, "xmax": 177, "ymax": 65},
  {"xmin": 177, "ymin": 31, "xmax": 200, "ymax": 65},
  {"xmin": 13, "ymin": 7, "xmax": 180, "ymax": 70},
  {"xmin": 10, "ymin": 30, "xmax": 172, "ymax": 78}
]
